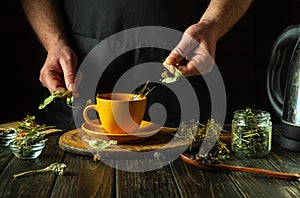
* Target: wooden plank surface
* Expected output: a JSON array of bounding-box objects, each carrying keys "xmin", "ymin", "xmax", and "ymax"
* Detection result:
[
  {"xmin": 0, "ymin": 135, "xmax": 65, "ymax": 198},
  {"xmin": 226, "ymin": 148, "xmax": 300, "ymax": 198},
  {"xmin": 224, "ymin": 126, "xmax": 300, "ymax": 198},
  {"xmin": 116, "ymin": 159, "xmax": 181, "ymax": 198},
  {"xmin": 170, "ymin": 125, "xmax": 300, "ymax": 198},
  {"xmin": 0, "ymin": 122, "xmax": 299, "ymax": 198},
  {"xmin": 51, "ymin": 153, "xmax": 115, "ymax": 198},
  {"xmin": 0, "ymin": 146, "xmax": 13, "ymax": 173},
  {"xmin": 170, "ymin": 158, "xmax": 243, "ymax": 198},
  {"xmin": 268, "ymin": 146, "xmax": 300, "ymax": 194}
]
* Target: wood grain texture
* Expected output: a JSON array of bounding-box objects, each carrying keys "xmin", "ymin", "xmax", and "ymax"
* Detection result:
[
  {"xmin": 59, "ymin": 128, "xmax": 189, "ymax": 159},
  {"xmin": 170, "ymin": 158, "xmax": 243, "ymax": 198},
  {"xmin": 0, "ymin": 135, "xmax": 65, "ymax": 198},
  {"xmin": 116, "ymin": 159, "xmax": 180, "ymax": 198},
  {"xmin": 180, "ymin": 154, "xmax": 299, "ymax": 180},
  {"xmin": 222, "ymin": 126, "xmax": 300, "ymax": 198},
  {"xmin": 0, "ymin": 122, "xmax": 299, "ymax": 198},
  {"xmin": 51, "ymin": 154, "xmax": 115, "ymax": 198},
  {"xmin": 175, "ymin": 125, "xmax": 300, "ymax": 198},
  {"xmin": 0, "ymin": 121, "xmax": 19, "ymax": 129},
  {"xmin": 0, "ymin": 146, "xmax": 13, "ymax": 172}
]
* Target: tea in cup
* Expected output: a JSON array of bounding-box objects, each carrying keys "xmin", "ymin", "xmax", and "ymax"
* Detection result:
[{"xmin": 83, "ymin": 93, "xmax": 146, "ymax": 134}]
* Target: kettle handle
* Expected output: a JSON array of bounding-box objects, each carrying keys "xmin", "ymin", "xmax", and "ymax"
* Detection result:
[{"xmin": 267, "ymin": 25, "xmax": 300, "ymax": 118}]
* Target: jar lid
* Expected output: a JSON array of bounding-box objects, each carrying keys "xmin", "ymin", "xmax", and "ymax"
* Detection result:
[{"xmin": 234, "ymin": 109, "xmax": 270, "ymax": 120}]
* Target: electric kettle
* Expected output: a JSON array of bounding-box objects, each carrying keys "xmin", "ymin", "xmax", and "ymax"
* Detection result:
[{"xmin": 267, "ymin": 24, "xmax": 300, "ymax": 151}]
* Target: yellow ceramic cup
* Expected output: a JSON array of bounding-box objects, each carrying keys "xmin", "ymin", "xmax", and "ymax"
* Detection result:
[{"xmin": 83, "ymin": 93, "xmax": 146, "ymax": 134}]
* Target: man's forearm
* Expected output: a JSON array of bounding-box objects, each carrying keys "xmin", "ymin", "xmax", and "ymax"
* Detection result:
[
  {"xmin": 20, "ymin": 0, "xmax": 69, "ymax": 51},
  {"xmin": 199, "ymin": 0, "xmax": 253, "ymax": 42}
]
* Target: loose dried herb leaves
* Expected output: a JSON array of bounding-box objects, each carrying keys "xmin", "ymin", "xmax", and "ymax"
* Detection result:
[
  {"xmin": 176, "ymin": 119, "xmax": 231, "ymax": 161},
  {"xmin": 161, "ymin": 64, "xmax": 183, "ymax": 84},
  {"xmin": 88, "ymin": 139, "xmax": 117, "ymax": 149},
  {"xmin": 40, "ymin": 82, "xmax": 153, "ymax": 109},
  {"xmin": 13, "ymin": 132, "xmax": 47, "ymax": 146},
  {"xmin": 16, "ymin": 115, "xmax": 56, "ymax": 135},
  {"xmin": 39, "ymin": 90, "xmax": 91, "ymax": 109},
  {"xmin": 13, "ymin": 115, "xmax": 55, "ymax": 146},
  {"xmin": 39, "ymin": 90, "xmax": 72, "ymax": 109},
  {"xmin": 83, "ymin": 136, "xmax": 117, "ymax": 149}
]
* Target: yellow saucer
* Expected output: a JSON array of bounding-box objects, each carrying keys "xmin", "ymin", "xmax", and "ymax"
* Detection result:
[{"xmin": 81, "ymin": 120, "xmax": 161, "ymax": 144}]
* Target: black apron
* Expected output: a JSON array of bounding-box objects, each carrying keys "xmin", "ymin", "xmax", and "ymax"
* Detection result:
[{"xmin": 44, "ymin": 0, "xmax": 210, "ymax": 130}]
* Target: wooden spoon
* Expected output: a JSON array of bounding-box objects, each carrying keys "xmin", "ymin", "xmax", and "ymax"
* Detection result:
[{"xmin": 180, "ymin": 154, "xmax": 300, "ymax": 180}]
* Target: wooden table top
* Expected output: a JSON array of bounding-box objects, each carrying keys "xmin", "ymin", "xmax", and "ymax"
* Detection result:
[{"xmin": 0, "ymin": 124, "xmax": 299, "ymax": 198}]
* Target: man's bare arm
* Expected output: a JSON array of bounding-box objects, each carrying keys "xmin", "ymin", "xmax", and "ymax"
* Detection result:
[
  {"xmin": 20, "ymin": 0, "xmax": 77, "ymax": 93},
  {"xmin": 199, "ymin": 0, "xmax": 253, "ymax": 43},
  {"xmin": 20, "ymin": 0, "xmax": 69, "ymax": 50},
  {"xmin": 164, "ymin": 0, "xmax": 253, "ymax": 76}
]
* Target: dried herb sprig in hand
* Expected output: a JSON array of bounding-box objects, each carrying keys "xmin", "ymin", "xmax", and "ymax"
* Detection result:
[
  {"xmin": 39, "ymin": 90, "xmax": 91, "ymax": 109},
  {"xmin": 177, "ymin": 119, "xmax": 231, "ymax": 162},
  {"xmin": 39, "ymin": 90, "xmax": 72, "ymax": 109},
  {"xmin": 13, "ymin": 163, "xmax": 67, "ymax": 179},
  {"xmin": 161, "ymin": 64, "xmax": 183, "ymax": 84}
]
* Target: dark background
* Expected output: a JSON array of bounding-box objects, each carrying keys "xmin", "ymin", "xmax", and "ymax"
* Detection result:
[{"xmin": 1, "ymin": 0, "xmax": 300, "ymax": 125}]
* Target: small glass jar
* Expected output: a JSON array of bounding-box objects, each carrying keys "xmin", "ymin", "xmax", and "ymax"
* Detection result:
[
  {"xmin": 9, "ymin": 141, "xmax": 45, "ymax": 160},
  {"xmin": 0, "ymin": 128, "xmax": 18, "ymax": 146},
  {"xmin": 231, "ymin": 109, "xmax": 272, "ymax": 158}
]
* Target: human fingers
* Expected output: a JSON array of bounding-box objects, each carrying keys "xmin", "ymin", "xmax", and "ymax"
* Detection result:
[
  {"xmin": 39, "ymin": 60, "xmax": 66, "ymax": 93},
  {"xmin": 177, "ymin": 52, "xmax": 215, "ymax": 76},
  {"xmin": 59, "ymin": 50, "xmax": 77, "ymax": 92},
  {"xmin": 163, "ymin": 33, "xmax": 199, "ymax": 72}
]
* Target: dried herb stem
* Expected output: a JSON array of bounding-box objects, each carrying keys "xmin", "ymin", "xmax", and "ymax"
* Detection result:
[
  {"xmin": 39, "ymin": 90, "xmax": 72, "ymax": 109},
  {"xmin": 13, "ymin": 163, "xmax": 67, "ymax": 179},
  {"xmin": 131, "ymin": 81, "xmax": 156, "ymax": 100},
  {"xmin": 39, "ymin": 90, "xmax": 91, "ymax": 109}
]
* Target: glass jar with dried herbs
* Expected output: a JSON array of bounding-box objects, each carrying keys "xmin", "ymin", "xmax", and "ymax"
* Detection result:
[{"xmin": 231, "ymin": 108, "xmax": 272, "ymax": 158}]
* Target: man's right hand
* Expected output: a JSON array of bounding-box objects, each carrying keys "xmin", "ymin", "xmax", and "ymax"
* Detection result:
[{"xmin": 39, "ymin": 45, "xmax": 77, "ymax": 93}]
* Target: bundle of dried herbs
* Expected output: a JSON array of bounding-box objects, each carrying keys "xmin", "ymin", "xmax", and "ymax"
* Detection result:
[{"xmin": 176, "ymin": 119, "xmax": 231, "ymax": 163}]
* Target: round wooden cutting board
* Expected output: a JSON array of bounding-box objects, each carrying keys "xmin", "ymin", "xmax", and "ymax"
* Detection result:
[{"xmin": 58, "ymin": 127, "xmax": 192, "ymax": 159}]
